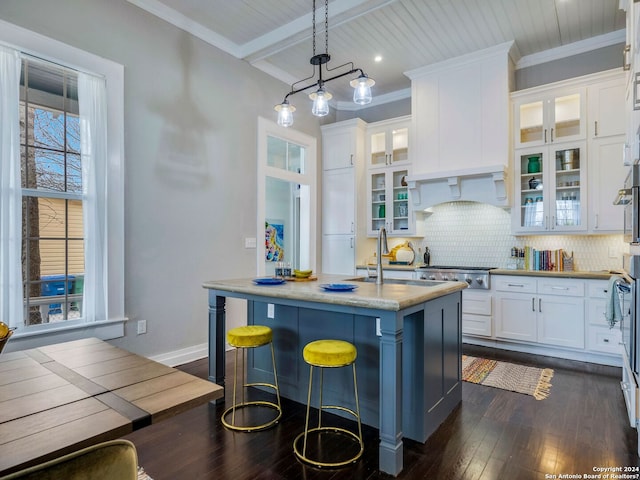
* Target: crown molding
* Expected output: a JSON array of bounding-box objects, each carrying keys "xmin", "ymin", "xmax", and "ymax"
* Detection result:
[{"xmin": 516, "ymin": 29, "xmax": 626, "ymax": 69}]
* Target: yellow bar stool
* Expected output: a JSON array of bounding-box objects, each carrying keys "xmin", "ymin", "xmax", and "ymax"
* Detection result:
[
  {"xmin": 221, "ymin": 325, "xmax": 282, "ymax": 432},
  {"xmin": 293, "ymin": 339, "xmax": 364, "ymax": 468}
]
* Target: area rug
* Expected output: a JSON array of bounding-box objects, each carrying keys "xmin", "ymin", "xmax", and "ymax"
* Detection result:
[{"xmin": 462, "ymin": 355, "xmax": 554, "ymax": 400}]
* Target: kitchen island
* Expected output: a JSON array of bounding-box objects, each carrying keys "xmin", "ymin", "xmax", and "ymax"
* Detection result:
[{"xmin": 202, "ymin": 274, "xmax": 466, "ymax": 476}]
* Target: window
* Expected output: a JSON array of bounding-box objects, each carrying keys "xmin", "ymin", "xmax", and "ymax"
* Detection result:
[
  {"xmin": 20, "ymin": 58, "xmax": 84, "ymax": 325},
  {"xmin": 0, "ymin": 19, "xmax": 125, "ymax": 338}
]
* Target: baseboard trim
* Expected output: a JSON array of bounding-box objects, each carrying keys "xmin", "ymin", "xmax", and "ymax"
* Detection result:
[
  {"xmin": 149, "ymin": 343, "xmax": 209, "ymax": 367},
  {"xmin": 149, "ymin": 343, "xmax": 235, "ymax": 367},
  {"xmin": 463, "ymin": 336, "xmax": 622, "ymax": 368}
]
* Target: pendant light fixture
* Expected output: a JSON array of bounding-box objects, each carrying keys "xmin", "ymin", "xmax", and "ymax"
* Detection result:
[{"xmin": 274, "ymin": 0, "xmax": 375, "ymax": 127}]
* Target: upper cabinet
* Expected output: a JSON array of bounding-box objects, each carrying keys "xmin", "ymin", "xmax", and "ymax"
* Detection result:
[
  {"xmin": 513, "ymin": 88, "xmax": 586, "ymax": 149},
  {"xmin": 511, "ymin": 69, "xmax": 626, "ymax": 235},
  {"xmin": 513, "ymin": 142, "xmax": 587, "ymax": 234},
  {"xmin": 406, "ymin": 42, "xmax": 515, "ymax": 175},
  {"xmin": 322, "ymin": 120, "xmax": 363, "ymax": 170},
  {"xmin": 367, "ymin": 116, "xmax": 410, "ymax": 168},
  {"xmin": 588, "ymin": 77, "xmax": 626, "ymax": 139},
  {"xmin": 365, "ymin": 116, "xmax": 419, "ymax": 237}
]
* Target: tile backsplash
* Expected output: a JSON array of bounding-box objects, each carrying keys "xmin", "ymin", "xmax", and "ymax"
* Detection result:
[{"xmin": 366, "ymin": 201, "xmax": 625, "ymax": 272}]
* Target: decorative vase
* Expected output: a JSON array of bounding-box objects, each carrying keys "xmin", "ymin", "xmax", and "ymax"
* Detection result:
[
  {"xmin": 527, "ymin": 156, "xmax": 541, "ymax": 173},
  {"xmin": 528, "ymin": 177, "xmax": 540, "ymax": 189}
]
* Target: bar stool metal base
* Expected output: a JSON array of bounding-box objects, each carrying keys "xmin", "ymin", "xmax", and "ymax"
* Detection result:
[
  {"xmin": 294, "ymin": 347, "xmax": 364, "ymax": 468},
  {"xmin": 222, "ymin": 329, "xmax": 281, "ymax": 432},
  {"xmin": 293, "ymin": 425, "xmax": 364, "ymax": 468}
]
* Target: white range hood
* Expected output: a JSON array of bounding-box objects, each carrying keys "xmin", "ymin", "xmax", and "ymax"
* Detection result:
[{"xmin": 406, "ymin": 165, "xmax": 510, "ymax": 210}]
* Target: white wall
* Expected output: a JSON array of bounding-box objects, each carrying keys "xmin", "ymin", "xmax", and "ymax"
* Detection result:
[{"xmin": 0, "ymin": 0, "xmax": 322, "ymax": 361}]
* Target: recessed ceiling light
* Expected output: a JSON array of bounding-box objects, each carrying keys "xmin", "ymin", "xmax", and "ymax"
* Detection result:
[{"xmin": 374, "ymin": 55, "xmax": 383, "ymax": 62}]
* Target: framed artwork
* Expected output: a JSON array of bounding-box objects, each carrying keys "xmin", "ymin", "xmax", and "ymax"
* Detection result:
[{"xmin": 265, "ymin": 220, "xmax": 284, "ymax": 262}]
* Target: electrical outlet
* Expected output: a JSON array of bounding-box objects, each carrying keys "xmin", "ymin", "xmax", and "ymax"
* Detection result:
[
  {"xmin": 609, "ymin": 247, "xmax": 618, "ymax": 259},
  {"xmin": 244, "ymin": 237, "xmax": 257, "ymax": 248},
  {"xmin": 267, "ymin": 303, "xmax": 275, "ymax": 319},
  {"xmin": 137, "ymin": 319, "xmax": 147, "ymax": 335}
]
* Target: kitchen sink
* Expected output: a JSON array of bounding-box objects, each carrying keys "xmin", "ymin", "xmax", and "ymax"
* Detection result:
[{"xmin": 346, "ymin": 277, "xmax": 446, "ymax": 287}]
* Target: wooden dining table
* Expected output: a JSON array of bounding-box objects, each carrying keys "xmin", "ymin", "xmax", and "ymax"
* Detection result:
[{"xmin": 0, "ymin": 337, "xmax": 223, "ymax": 475}]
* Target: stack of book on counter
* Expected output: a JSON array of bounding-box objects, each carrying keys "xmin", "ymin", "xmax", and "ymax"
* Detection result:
[{"xmin": 523, "ymin": 247, "xmax": 573, "ymax": 271}]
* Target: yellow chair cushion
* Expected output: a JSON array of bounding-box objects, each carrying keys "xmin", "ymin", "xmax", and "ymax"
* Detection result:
[
  {"xmin": 227, "ymin": 325, "xmax": 273, "ymax": 348},
  {"xmin": 303, "ymin": 340, "xmax": 357, "ymax": 367}
]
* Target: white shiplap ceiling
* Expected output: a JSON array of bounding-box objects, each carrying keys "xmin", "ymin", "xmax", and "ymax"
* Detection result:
[{"xmin": 127, "ymin": 0, "xmax": 626, "ymax": 108}]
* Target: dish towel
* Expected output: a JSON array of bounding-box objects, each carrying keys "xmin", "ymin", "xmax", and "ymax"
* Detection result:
[{"xmin": 605, "ymin": 275, "xmax": 623, "ymax": 328}]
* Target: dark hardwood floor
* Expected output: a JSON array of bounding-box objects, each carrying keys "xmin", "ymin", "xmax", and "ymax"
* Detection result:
[{"xmin": 124, "ymin": 346, "xmax": 640, "ymax": 479}]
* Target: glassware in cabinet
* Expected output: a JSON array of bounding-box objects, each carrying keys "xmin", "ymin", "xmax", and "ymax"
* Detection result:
[{"xmin": 392, "ymin": 170, "xmax": 410, "ymax": 232}]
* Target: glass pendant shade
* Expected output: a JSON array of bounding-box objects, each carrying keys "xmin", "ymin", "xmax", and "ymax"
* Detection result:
[
  {"xmin": 309, "ymin": 87, "xmax": 332, "ymax": 117},
  {"xmin": 350, "ymin": 74, "xmax": 375, "ymax": 105},
  {"xmin": 275, "ymin": 101, "xmax": 295, "ymax": 127}
]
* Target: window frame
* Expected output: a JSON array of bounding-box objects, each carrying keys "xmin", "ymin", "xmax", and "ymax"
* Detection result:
[
  {"xmin": 0, "ymin": 19, "xmax": 126, "ymax": 344},
  {"xmin": 257, "ymin": 117, "xmax": 317, "ymax": 276}
]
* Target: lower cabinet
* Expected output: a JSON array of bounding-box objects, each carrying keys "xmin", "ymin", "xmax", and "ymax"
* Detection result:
[
  {"xmin": 586, "ymin": 279, "xmax": 623, "ymax": 355},
  {"xmin": 494, "ymin": 275, "xmax": 585, "ymax": 348},
  {"xmin": 469, "ymin": 274, "xmax": 620, "ymax": 365},
  {"xmin": 494, "ymin": 276, "xmax": 537, "ymax": 342},
  {"xmin": 461, "ymin": 290, "xmax": 493, "ymax": 337}
]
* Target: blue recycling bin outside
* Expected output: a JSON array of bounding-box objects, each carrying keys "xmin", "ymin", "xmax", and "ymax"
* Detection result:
[{"xmin": 41, "ymin": 275, "xmax": 75, "ymax": 314}]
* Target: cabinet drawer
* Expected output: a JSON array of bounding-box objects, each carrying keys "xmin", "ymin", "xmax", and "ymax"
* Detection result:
[
  {"xmin": 493, "ymin": 276, "xmax": 536, "ymax": 293},
  {"xmin": 587, "ymin": 280, "xmax": 610, "ymax": 299},
  {"xmin": 588, "ymin": 325, "xmax": 622, "ymax": 355},
  {"xmin": 462, "ymin": 313, "xmax": 492, "ymax": 337},
  {"xmin": 537, "ymin": 279, "xmax": 584, "ymax": 297},
  {"xmin": 462, "ymin": 290, "xmax": 492, "ymax": 315}
]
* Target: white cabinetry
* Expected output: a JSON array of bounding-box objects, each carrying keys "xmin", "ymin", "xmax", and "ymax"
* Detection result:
[
  {"xmin": 494, "ymin": 276, "xmax": 584, "ymax": 348},
  {"xmin": 366, "ymin": 116, "xmax": 416, "ymax": 237},
  {"xmin": 586, "ymin": 280, "xmax": 622, "ymax": 355},
  {"xmin": 536, "ymin": 278, "xmax": 585, "ymax": 349},
  {"xmin": 588, "ymin": 76, "xmax": 626, "ymax": 139},
  {"xmin": 512, "ymin": 70, "xmax": 626, "ymax": 235},
  {"xmin": 589, "ymin": 134, "xmax": 626, "ymax": 231},
  {"xmin": 462, "ymin": 290, "xmax": 492, "ymax": 338},
  {"xmin": 513, "ymin": 87, "xmax": 586, "ymax": 149},
  {"xmin": 321, "ymin": 119, "xmax": 365, "ymax": 275},
  {"xmin": 406, "ymin": 42, "xmax": 514, "ymax": 175},
  {"xmin": 368, "ymin": 167, "xmax": 413, "ymax": 236},
  {"xmin": 494, "ymin": 276, "xmax": 538, "ymax": 342},
  {"xmin": 367, "ymin": 116, "xmax": 410, "ymax": 168},
  {"xmin": 513, "ymin": 142, "xmax": 587, "ymax": 233}
]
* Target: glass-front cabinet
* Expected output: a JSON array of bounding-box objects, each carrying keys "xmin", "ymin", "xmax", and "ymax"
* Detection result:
[
  {"xmin": 514, "ymin": 142, "xmax": 587, "ymax": 233},
  {"xmin": 367, "ymin": 117, "xmax": 410, "ymax": 168},
  {"xmin": 368, "ymin": 167, "xmax": 413, "ymax": 236},
  {"xmin": 514, "ymin": 88, "xmax": 586, "ymax": 148}
]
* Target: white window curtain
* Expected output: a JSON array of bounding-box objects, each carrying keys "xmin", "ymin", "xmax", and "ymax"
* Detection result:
[
  {"xmin": 78, "ymin": 73, "xmax": 108, "ymax": 323},
  {"xmin": 0, "ymin": 45, "xmax": 23, "ymax": 330}
]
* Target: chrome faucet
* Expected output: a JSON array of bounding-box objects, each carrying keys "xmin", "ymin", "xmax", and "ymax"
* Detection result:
[{"xmin": 376, "ymin": 226, "xmax": 389, "ymax": 285}]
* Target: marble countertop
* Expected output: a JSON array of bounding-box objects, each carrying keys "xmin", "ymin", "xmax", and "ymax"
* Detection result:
[
  {"xmin": 489, "ymin": 269, "xmax": 614, "ymax": 280},
  {"xmin": 356, "ymin": 264, "xmax": 420, "ymax": 271},
  {"xmin": 202, "ymin": 274, "xmax": 466, "ymax": 311}
]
